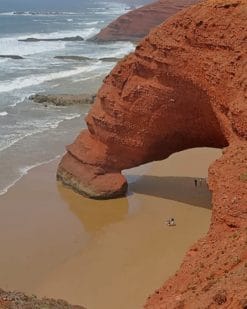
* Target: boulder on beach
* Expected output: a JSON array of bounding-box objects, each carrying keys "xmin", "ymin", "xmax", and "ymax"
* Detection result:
[{"xmin": 29, "ymin": 93, "xmax": 96, "ymax": 106}]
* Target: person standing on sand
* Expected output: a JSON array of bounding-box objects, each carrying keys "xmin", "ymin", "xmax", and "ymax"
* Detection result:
[
  {"xmin": 166, "ymin": 218, "xmax": 176, "ymax": 226},
  {"xmin": 194, "ymin": 179, "xmax": 198, "ymax": 187}
]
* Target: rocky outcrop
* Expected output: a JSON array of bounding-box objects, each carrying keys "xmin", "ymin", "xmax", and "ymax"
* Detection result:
[
  {"xmin": 91, "ymin": 0, "xmax": 199, "ymax": 42},
  {"xmin": 54, "ymin": 56, "xmax": 92, "ymax": 61},
  {"xmin": 0, "ymin": 55, "xmax": 24, "ymax": 60},
  {"xmin": 99, "ymin": 57, "xmax": 122, "ymax": 62},
  {"xmin": 54, "ymin": 56, "xmax": 121, "ymax": 62},
  {"xmin": 19, "ymin": 36, "xmax": 84, "ymax": 42},
  {"xmin": 58, "ymin": 0, "xmax": 247, "ymax": 306},
  {"xmin": 30, "ymin": 93, "xmax": 96, "ymax": 106},
  {"xmin": 0, "ymin": 289, "xmax": 85, "ymax": 309}
]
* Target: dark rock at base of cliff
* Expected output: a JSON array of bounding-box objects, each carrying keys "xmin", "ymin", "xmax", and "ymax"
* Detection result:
[
  {"xmin": 0, "ymin": 288, "xmax": 85, "ymax": 309},
  {"xmin": 54, "ymin": 56, "xmax": 92, "ymax": 61},
  {"xmin": 29, "ymin": 93, "xmax": 96, "ymax": 106},
  {"xmin": 54, "ymin": 56, "xmax": 122, "ymax": 62},
  {"xmin": 19, "ymin": 36, "xmax": 84, "ymax": 42},
  {"xmin": 99, "ymin": 57, "xmax": 122, "ymax": 62},
  {"xmin": 0, "ymin": 55, "xmax": 24, "ymax": 60}
]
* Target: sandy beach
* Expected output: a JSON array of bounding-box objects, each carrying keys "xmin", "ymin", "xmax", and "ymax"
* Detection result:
[{"xmin": 0, "ymin": 147, "xmax": 221, "ymax": 309}]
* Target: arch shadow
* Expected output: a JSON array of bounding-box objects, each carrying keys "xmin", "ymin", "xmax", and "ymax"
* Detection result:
[{"xmin": 129, "ymin": 175, "xmax": 212, "ymax": 209}]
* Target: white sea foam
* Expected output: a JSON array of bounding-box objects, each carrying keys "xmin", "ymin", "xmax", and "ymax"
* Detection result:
[
  {"xmin": 0, "ymin": 37, "xmax": 65, "ymax": 56},
  {"xmin": 104, "ymin": 42, "xmax": 135, "ymax": 58},
  {"xmin": 0, "ymin": 154, "xmax": 62, "ymax": 196},
  {"xmin": 0, "ymin": 62, "xmax": 105, "ymax": 93},
  {"xmin": 84, "ymin": 41, "xmax": 135, "ymax": 59},
  {"xmin": 0, "ymin": 113, "xmax": 80, "ymax": 152},
  {"xmin": 94, "ymin": 10, "xmax": 125, "ymax": 15},
  {"xmin": 50, "ymin": 83, "xmax": 60, "ymax": 88},
  {"xmin": 87, "ymin": 2, "xmax": 126, "ymax": 16},
  {"xmin": 0, "ymin": 11, "xmax": 79, "ymax": 16},
  {"xmin": 64, "ymin": 114, "xmax": 81, "ymax": 121},
  {"xmin": 84, "ymin": 21, "xmax": 100, "ymax": 25},
  {"xmin": 18, "ymin": 28, "xmax": 98, "ymax": 40},
  {"xmin": 0, "ymin": 111, "xmax": 8, "ymax": 116},
  {"xmin": 72, "ymin": 72, "xmax": 109, "ymax": 83},
  {"xmin": 0, "ymin": 58, "xmax": 7, "ymax": 63},
  {"xmin": 0, "ymin": 11, "xmax": 15, "ymax": 16},
  {"xmin": 8, "ymin": 93, "xmax": 30, "ymax": 107},
  {"xmin": 0, "ymin": 28, "xmax": 97, "ymax": 56},
  {"xmin": 0, "ymin": 133, "xmax": 25, "ymax": 153}
]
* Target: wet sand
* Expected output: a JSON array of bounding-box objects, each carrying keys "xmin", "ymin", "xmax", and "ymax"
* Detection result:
[{"xmin": 0, "ymin": 148, "xmax": 221, "ymax": 309}]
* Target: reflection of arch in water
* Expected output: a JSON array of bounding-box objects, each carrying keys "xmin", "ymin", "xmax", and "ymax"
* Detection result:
[
  {"xmin": 57, "ymin": 183, "xmax": 129, "ymax": 233},
  {"xmin": 130, "ymin": 176, "xmax": 211, "ymax": 209}
]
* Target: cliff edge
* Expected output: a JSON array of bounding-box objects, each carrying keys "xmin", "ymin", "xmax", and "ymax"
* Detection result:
[
  {"xmin": 58, "ymin": 0, "xmax": 247, "ymax": 307},
  {"xmin": 92, "ymin": 0, "xmax": 199, "ymax": 42}
]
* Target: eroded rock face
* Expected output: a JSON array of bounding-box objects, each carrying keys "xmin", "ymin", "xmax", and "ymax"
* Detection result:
[
  {"xmin": 58, "ymin": 0, "xmax": 247, "ymax": 306},
  {"xmin": 91, "ymin": 0, "xmax": 199, "ymax": 42},
  {"xmin": 58, "ymin": 0, "xmax": 246, "ymax": 200}
]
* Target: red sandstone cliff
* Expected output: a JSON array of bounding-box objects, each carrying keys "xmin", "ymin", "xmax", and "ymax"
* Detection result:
[
  {"xmin": 58, "ymin": 0, "xmax": 246, "ymax": 306},
  {"xmin": 92, "ymin": 0, "xmax": 199, "ymax": 42}
]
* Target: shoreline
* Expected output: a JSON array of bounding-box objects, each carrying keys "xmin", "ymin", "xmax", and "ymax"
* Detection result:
[
  {"xmin": 0, "ymin": 154, "xmax": 63, "ymax": 197},
  {"xmin": 0, "ymin": 147, "xmax": 221, "ymax": 308}
]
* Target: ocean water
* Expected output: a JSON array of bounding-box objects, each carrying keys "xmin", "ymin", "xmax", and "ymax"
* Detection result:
[{"xmin": 0, "ymin": 1, "xmax": 136, "ymax": 195}]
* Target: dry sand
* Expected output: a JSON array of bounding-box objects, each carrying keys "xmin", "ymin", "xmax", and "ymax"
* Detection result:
[{"xmin": 0, "ymin": 147, "xmax": 221, "ymax": 309}]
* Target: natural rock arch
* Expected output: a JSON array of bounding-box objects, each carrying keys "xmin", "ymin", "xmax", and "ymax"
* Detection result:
[
  {"xmin": 57, "ymin": 0, "xmax": 246, "ymax": 201},
  {"xmin": 57, "ymin": 63, "xmax": 228, "ymax": 199},
  {"xmin": 57, "ymin": 1, "xmax": 247, "ymax": 306}
]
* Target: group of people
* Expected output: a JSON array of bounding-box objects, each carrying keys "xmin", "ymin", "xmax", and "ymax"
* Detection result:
[
  {"xmin": 165, "ymin": 177, "xmax": 205, "ymax": 227},
  {"xmin": 194, "ymin": 178, "xmax": 204, "ymax": 187},
  {"xmin": 165, "ymin": 218, "xmax": 176, "ymax": 226}
]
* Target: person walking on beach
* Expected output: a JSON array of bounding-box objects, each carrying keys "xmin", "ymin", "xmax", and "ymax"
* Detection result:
[{"xmin": 194, "ymin": 179, "xmax": 198, "ymax": 187}]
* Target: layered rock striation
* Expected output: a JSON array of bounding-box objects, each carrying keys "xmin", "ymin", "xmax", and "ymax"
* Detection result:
[
  {"xmin": 58, "ymin": 0, "xmax": 246, "ymax": 200},
  {"xmin": 91, "ymin": 0, "xmax": 199, "ymax": 42},
  {"xmin": 58, "ymin": 0, "xmax": 247, "ymax": 306}
]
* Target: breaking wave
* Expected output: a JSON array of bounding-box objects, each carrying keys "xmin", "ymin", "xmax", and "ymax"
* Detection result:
[
  {"xmin": 0, "ymin": 28, "xmax": 98, "ymax": 56},
  {"xmin": 0, "ymin": 154, "xmax": 62, "ymax": 196},
  {"xmin": 0, "ymin": 113, "xmax": 81, "ymax": 153},
  {"xmin": 0, "ymin": 62, "xmax": 108, "ymax": 93},
  {"xmin": 0, "ymin": 111, "xmax": 8, "ymax": 116},
  {"xmin": 0, "ymin": 11, "xmax": 79, "ymax": 16}
]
